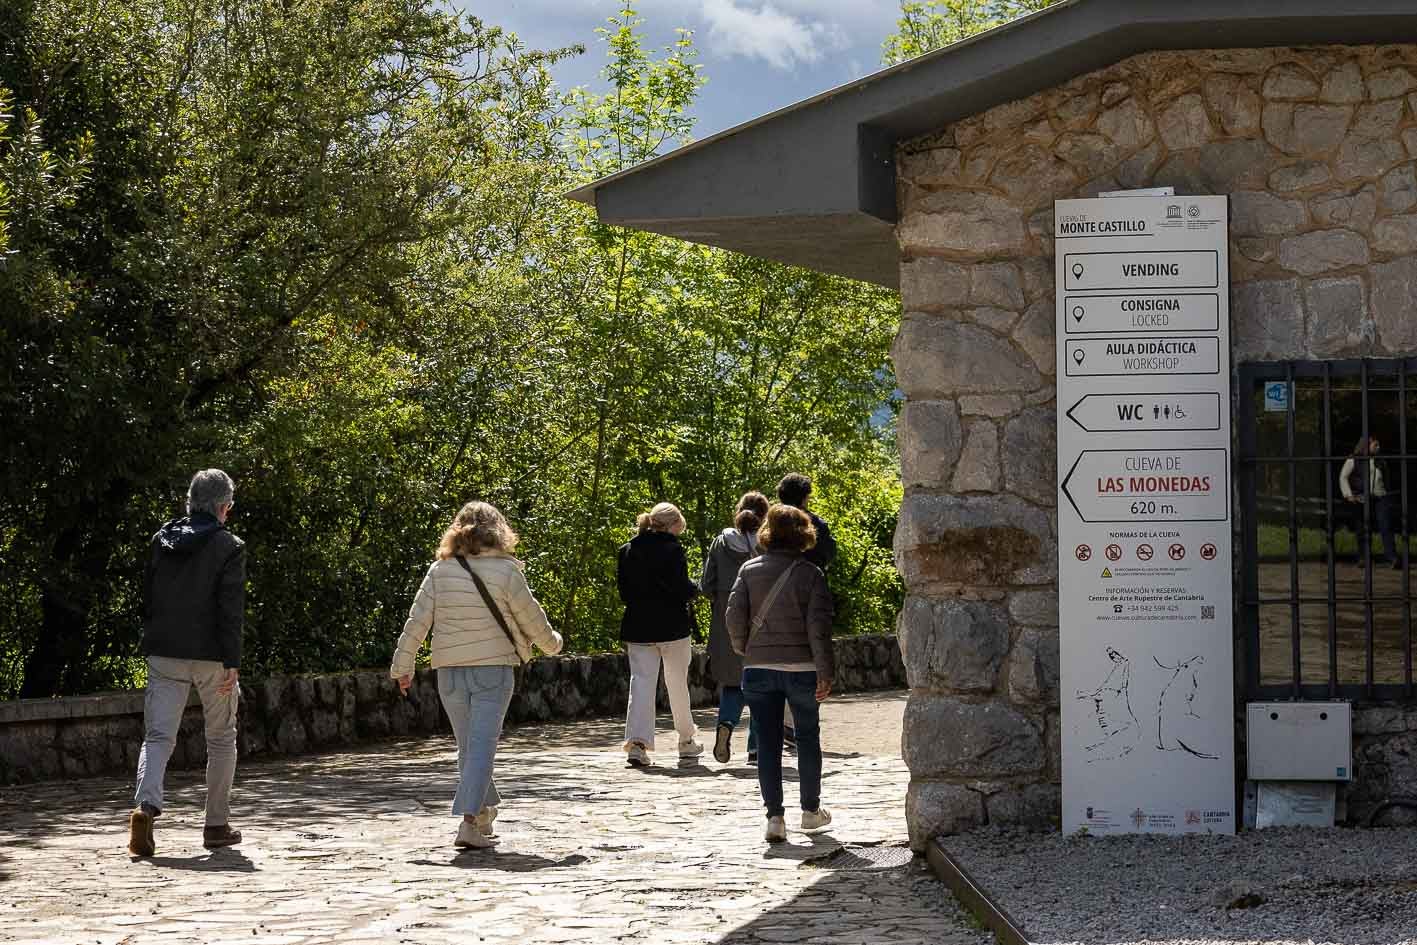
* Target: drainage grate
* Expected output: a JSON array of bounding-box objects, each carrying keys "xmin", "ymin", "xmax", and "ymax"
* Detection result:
[{"xmin": 801, "ymin": 843, "xmax": 915, "ymax": 871}]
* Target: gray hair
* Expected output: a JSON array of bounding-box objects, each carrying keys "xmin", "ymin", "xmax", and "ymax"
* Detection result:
[{"xmin": 187, "ymin": 469, "xmax": 235, "ymax": 517}]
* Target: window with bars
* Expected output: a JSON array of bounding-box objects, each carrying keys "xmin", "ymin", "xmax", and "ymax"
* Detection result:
[{"xmin": 1239, "ymin": 359, "xmax": 1417, "ymax": 701}]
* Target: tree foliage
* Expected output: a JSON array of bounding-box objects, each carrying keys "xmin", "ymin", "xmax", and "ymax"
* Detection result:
[
  {"xmin": 0, "ymin": 2, "xmax": 902, "ymax": 697},
  {"xmin": 882, "ymin": 0, "xmax": 1062, "ymax": 66}
]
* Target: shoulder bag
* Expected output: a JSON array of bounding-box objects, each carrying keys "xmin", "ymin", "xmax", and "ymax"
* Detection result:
[{"xmin": 750, "ymin": 558, "xmax": 802, "ymax": 638}]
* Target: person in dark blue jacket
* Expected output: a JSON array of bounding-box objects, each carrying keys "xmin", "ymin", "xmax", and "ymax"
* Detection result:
[
  {"xmin": 777, "ymin": 474, "xmax": 837, "ymax": 573},
  {"xmin": 129, "ymin": 469, "xmax": 246, "ymax": 858}
]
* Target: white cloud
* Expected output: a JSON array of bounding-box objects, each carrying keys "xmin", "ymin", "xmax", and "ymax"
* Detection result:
[{"xmin": 697, "ymin": 0, "xmax": 850, "ymax": 70}]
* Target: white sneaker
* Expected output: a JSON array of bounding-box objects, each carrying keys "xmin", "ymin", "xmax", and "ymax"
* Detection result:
[
  {"xmin": 765, "ymin": 816, "xmax": 787, "ymax": 843},
  {"xmin": 627, "ymin": 744, "xmax": 651, "ymax": 767},
  {"xmin": 455, "ymin": 820, "xmax": 496, "ymax": 849},
  {"xmin": 475, "ymin": 805, "xmax": 498, "ymax": 838},
  {"xmin": 679, "ymin": 739, "xmax": 705, "ymax": 761},
  {"xmin": 801, "ymin": 807, "xmax": 832, "ymax": 832}
]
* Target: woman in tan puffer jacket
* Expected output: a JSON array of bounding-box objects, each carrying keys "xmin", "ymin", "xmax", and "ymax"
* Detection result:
[{"xmin": 390, "ymin": 502, "xmax": 562, "ymax": 849}]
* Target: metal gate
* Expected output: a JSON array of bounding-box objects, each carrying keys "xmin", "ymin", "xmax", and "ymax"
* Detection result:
[{"xmin": 1238, "ymin": 359, "xmax": 1417, "ymax": 701}]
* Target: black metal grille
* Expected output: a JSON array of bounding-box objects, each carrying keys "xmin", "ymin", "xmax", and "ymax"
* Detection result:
[{"xmin": 1239, "ymin": 359, "xmax": 1417, "ymax": 701}]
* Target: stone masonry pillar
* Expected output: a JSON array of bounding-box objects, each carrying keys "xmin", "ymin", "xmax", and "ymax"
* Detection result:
[{"xmin": 892, "ymin": 194, "xmax": 1062, "ymax": 849}]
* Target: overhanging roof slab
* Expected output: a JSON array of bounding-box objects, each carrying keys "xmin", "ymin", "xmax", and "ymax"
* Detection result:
[{"xmin": 570, "ymin": 0, "xmax": 1417, "ymax": 288}]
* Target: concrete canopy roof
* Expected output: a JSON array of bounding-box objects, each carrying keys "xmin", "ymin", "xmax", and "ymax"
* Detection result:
[{"xmin": 567, "ymin": 0, "xmax": 1417, "ymax": 289}]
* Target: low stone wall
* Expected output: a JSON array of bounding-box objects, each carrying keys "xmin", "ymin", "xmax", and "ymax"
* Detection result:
[
  {"xmin": 1348, "ymin": 704, "xmax": 1417, "ymax": 824},
  {"xmin": 0, "ymin": 633, "xmax": 905, "ymax": 784}
]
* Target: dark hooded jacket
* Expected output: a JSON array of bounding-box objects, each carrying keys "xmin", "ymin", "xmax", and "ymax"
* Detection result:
[
  {"xmin": 803, "ymin": 511, "xmax": 836, "ymax": 573},
  {"xmin": 617, "ymin": 530, "xmax": 698, "ymax": 644},
  {"xmin": 142, "ymin": 513, "xmax": 246, "ymax": 668},
  {"xmin": 699, "ymin": 526, "xmax": 758, "ymax": 687}
]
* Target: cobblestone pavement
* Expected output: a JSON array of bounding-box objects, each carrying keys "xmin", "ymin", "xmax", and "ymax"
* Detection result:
[{"xmin": 1, "ymin": 690, "xmax": 988, "ymax": 945}]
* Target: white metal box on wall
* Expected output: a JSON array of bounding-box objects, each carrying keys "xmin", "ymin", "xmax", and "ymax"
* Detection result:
[{"xmin": 1246, "ymin": 702, "xmax": 1352, "ymax": 781}]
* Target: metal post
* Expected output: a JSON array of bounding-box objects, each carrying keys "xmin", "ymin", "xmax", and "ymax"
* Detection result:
[
  {"xmin": 1287, "ymin": 362, "xmax": 1301, "ymax": 699},
  {"xmin": 1324, "ymin": 363, "xmax": 1337, "ymax": 697}
]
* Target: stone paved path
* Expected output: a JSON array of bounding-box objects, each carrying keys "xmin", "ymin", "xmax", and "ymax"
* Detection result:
[{"xmin": 0, "ymin": 691, "xmax": 988, "ymax": 945}]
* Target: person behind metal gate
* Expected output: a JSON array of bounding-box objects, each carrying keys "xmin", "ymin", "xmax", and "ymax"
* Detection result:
[
  {"xmin": 726, "ymin": 503, "xmax": 835, "ymax": 844},
  {"xmin": 390, "ymin": 501, "xmax": 563, "ymax": 849},
  {"xmin": 1341, "ymin": 434, "xmax": 1402, "ymax": 569}
]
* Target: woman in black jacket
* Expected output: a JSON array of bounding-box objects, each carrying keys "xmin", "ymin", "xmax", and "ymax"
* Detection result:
[{"xmin": 617, "ymin": 502, "xmax": 703, "ymax": 766}]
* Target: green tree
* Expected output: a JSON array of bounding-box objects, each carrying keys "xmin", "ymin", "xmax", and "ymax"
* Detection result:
[
  {"xmin": 0, "ymin": 0, "xmax": 569, "ymax": 696},
  {"xmin": 0, "ymin": 1, "xmax": 906, "ymax": 697},
  {"xmin": 882, "ymin": 0, "xmax": 1062, "ymax": 66}
]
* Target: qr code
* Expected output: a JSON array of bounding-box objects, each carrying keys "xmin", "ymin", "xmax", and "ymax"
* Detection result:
[{"xmin": 1201, "ymin": 605, "xmax": 1215, "ymax": 620}]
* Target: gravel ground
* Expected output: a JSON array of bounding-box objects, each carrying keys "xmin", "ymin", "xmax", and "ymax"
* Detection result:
[{"xmin": 943, "ymin": 825, "xmax": 1417, "ymax": 945}]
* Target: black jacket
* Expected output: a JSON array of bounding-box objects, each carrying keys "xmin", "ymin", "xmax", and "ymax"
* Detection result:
[
  {"xmin": 142, "ymin": 513, "xmax": 246, "ymax": 668},
  {"xmin": 617, "ymin": 530, "xmax": 698, "ymax": 644},
  {"xmin": 804, "ymin": 512, "xmax": 837, "ymax": 573}
]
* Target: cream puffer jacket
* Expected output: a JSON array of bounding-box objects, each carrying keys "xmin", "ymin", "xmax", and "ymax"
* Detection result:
[{"xmin": 389, "ymin": 553, "xmax": 563, "ymax": 678}]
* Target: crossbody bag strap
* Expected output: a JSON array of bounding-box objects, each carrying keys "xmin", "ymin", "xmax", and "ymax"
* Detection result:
[
  {"xmin": 750, "ymin": 559, "xmax": 802, "ymax": 636},
  {"xmin": 455, "ymin": 555, "xmax": 524, "ymax": 663}
]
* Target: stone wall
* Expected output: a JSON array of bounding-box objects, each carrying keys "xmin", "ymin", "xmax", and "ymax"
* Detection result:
[
  {"xmin": 1351, "ymin": 705, "xmax": 1417, "ymax": 824},
  {"xmin": 893, "ymin": 44, "xmax": 1417, "ymax": 847},
  {"xmin": 0, "ymin": 633, "xmax": 904, "ymax": 785}
]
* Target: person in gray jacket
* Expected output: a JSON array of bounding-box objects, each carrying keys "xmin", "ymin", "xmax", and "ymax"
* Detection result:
[
  {"xmin": 727, "ymin": 504, "xmax": 835, "ymax": 844},
  {"xmin": 700, "ymin": 491, "xmax": 769, "ymax": 763}
]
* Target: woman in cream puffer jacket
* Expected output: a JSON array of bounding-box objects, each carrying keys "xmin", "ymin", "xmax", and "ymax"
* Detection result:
[{"xmin": 391, "ymin": 501, "xmax": 562, "ymax": 849}]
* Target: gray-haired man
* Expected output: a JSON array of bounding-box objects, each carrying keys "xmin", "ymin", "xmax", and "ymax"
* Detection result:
[{"xmin": 128, "ymin": 469, "xmax": 246, "ymax": 857}]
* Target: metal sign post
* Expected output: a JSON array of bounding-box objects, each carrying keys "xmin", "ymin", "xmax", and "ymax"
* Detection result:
[{"xmin": 1054, "ymin": 195, "xmax": 1235, "ymax": 835}]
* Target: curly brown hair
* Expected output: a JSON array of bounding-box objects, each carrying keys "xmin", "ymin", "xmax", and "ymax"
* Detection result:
[
  {"xmin": 436, "ymin": 501, "xmax": 519, "ymax": 559},
  {"xmin": 757, "ymin": 504, "xmax": 817, "ymax": 553},
  {"xmin": 733, "ymin": 490, "xmax": 770, "ymax": 532}
]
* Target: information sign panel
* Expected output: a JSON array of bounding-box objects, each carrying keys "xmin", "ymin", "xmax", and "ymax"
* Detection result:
[{"xmin": 1055, "ymin": 195, "xmax": 1235, "ymax": 836}]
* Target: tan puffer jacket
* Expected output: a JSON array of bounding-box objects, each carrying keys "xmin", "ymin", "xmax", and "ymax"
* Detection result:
[{"xmin": 389, "ymin": 553, "xmax": 562, "ymax": 677}]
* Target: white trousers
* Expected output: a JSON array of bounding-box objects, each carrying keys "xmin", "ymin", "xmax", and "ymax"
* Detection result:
[{"xmin": 624, "ymin": 638, "xmax": 698, "ymax": 752}]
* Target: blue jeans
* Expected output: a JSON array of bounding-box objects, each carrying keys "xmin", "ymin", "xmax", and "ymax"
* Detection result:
[
  {"xmin": 437, "ymin": 665, "xmax": 515, "ymax": 817},
  {"xmin": 741, "ymin": 669, "xmax": 822, "ymax": 818},
  {"xmin": 716, "ymin": 685, "xmax": 758, "ymax": 752}
]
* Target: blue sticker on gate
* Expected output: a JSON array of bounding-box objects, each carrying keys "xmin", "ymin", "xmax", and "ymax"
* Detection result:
[{"xmin": 1264, "ymin": 381, "xmax": 1291, "ymax": 413}]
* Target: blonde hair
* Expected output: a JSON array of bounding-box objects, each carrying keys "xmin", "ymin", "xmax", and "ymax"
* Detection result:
[
  {"xmin": 636, "ymin": 501, "xmax": 685, "ymax": 536},
  {"xmin": 437, "ymin": 501, "xmax": 518, "ymax": 559},
  {"xmin": 757, "ymin": 504, "xmax": 817, "ymax": 553}
]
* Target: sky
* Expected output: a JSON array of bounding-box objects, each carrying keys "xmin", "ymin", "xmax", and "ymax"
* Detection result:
[{"xmin": 489, "ymin": 0, "xmax": 905, "ymax": 140}]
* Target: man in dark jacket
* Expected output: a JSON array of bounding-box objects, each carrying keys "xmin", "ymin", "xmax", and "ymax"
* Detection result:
[
  {"xmin": 774, "ymin": 473, "xmax": 835, "ymax": 752},
  {"xmin": 777, "ymin": 474, "xmax": 836, "ymax": 573},
  {"xmin": 128, "ymin": 469, "xmax": 246, "ymax": 857}
]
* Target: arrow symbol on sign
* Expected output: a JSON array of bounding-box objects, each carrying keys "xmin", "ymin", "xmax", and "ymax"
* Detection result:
[
  {"xmin": 1065, "ymin": 393, "xmax": 1222, "ymax": 433},
  {"xmin": 1059, "ymin": 449, "xmax": 1230, "ymax": 522}
]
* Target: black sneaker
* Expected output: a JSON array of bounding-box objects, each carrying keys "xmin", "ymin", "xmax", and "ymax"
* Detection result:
[
  {"xmin": 747, "ymin": 750, "xmax": 758, "ymax": 766},
  {"xmin": 713, "ymin": 723, "xmax": 733, "ymax": 764}
]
